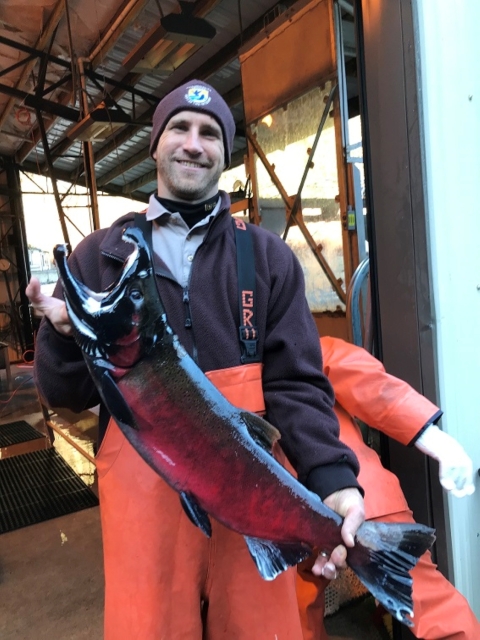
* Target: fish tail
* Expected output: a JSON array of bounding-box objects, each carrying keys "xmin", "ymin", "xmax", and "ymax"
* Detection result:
[{"xmin": 347, "ymin": 521, "xmax": 435, "ymax": 627}]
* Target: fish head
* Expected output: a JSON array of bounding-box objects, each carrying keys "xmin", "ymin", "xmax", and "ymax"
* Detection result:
[{"xmin": 54, "ymin": 227, "xmax": 166, "ymax": 377}]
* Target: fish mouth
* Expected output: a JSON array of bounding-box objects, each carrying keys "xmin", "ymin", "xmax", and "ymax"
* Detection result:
[{"xmin": 54, "ymin": 227, "xmax": 164, "ymax": 371}]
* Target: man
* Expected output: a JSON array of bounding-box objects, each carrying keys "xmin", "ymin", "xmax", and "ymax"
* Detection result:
[
  {"xmin": 297, "ymin": 336, "xmax": 479, "ymax": 640},
  {"xmin": 27, "ymin": 80, "xmax": 364, "ymax": 639}
]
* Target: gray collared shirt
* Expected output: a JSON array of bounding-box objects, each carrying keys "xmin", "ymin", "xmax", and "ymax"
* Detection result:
[{"xmin": 145, "ymin": 193, "xmax": 221, "ymax": 287}]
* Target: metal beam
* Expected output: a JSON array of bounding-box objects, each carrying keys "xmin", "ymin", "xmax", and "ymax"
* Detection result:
[
  {"xmin": 247, "ymin": 130, "xmax": 346, "ymax": 303},
  {"xmin": 97, "ymin": 147, "xmax": 151, "ymax": 188},
  {"xmin": 35, "ymin": 108, "xmax": 71, "ymax": 246},
  {"xmin": 14, "ymin": 1, "xmax": 153, "ymax": 164},
  {"xmin": 89, "ymin": 0, "xmax": 152, "ymax": 69},
  {"xmin": 0, "ymin": 82, "xmax": 80, "ymax": 121},
  {"xmin": 0, "ymin": 0, "xmax": 65, "ymax": 132},
  {"xmin": 61, "ymin": 0, "xmax": 297, "ymax": 180},
  {"xmin": 18, "ymin": 0, "xmax": 300, "ymax": 193},
  {"xmin": 0, "ymin": 34, "xmax": 157, "ymax": 105},
  {"xmin": 121, "ymin": 169, "xmax": 156, "ymax": 195},
  {"xmin": 41, "ymin": 0, "xmax": 223, "ymax": 170}
]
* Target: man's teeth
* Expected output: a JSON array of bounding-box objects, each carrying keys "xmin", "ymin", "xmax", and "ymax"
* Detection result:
[{"xmin": 180, "ymin": 161, "xmax": 203, "ymax": 168}]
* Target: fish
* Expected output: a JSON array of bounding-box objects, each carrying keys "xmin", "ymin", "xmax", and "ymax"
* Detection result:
[{"xmin": 53, "ymin": 226, "xmax": 435, "ymax": 627}]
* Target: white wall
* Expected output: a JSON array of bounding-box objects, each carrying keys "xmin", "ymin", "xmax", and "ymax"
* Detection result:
[{"xmin": 414, "ymin": 0, "xmax": 480, "ymax": 615}]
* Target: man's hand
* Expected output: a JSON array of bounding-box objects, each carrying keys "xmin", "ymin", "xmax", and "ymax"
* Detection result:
[
  {"xmin": 311, "ymin": 487, "xmax": 365, "ymax": 580},
  {"xmin": 26, "ymin": 277, "xmax": 72, "ymax": 336},
  {"xmin": 415, "ymin": 425, "xmax": 475, "ymax": 498}
]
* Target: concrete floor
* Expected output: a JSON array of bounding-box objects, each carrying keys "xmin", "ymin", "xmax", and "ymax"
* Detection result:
[
  {"xmin": 0, "ymin": 364, "xmax": 104, "ymax": 639},
  {"xmin": 0, "ymin": 508, "xmax": 104, "ymax": 639},
  {"xmin": 0, "ymin": 363, "xmax": 392, "ymax": 640}
]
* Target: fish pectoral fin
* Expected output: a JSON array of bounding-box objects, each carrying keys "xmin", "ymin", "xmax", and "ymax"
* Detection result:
[
  {"xmin": 179, "ymin": 492, "xmax": 212, "ymax": 538},
  {"xmin": 244, "ymin": 536, "xmax": 312, "ymax": 581},
  {"xmin": 240, "ymin": 412, "xmax": 281, "ymax": 452},
  {"xmin": 99, "ymin": 369, "xmax": 138, "ymax": 430}
]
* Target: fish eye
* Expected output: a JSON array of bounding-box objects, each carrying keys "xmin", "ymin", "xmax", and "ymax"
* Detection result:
[{"xmin": 129, "ymin": 289, "xmax": 143, "ymax": 302}]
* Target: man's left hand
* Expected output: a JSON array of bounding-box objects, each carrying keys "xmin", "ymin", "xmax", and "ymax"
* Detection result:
[{"xmin": 311, "ymin": 487, "xmax": 365, "ymax": 580}]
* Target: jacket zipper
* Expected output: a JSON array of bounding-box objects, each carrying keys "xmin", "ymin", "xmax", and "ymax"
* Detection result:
[
  {"xmin": 182, "ymin": 286, "xmax": 198, "ymax": 363},
  {"xmin": 180, "ymin": 214, "xmax": 225, "ymax": 366}
]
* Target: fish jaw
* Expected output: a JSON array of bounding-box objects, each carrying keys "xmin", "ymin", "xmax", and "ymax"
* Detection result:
[{"xmin": 53, "ymin": 228, "xmax": 167, "ymax": 372}]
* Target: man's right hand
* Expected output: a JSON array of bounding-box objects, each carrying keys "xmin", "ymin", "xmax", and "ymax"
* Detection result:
[{"xmin": 26, "ymin": 277, "xmax": 72, "ymax": 336}]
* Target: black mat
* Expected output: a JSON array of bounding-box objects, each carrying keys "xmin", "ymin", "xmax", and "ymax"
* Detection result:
[
  {"xmin": 0, "ymin": 420, "xmax": 44, "ymax": 448},
  {"xmin": 0, "ymin": 448, "xmax": 99, "ymax": 534}
]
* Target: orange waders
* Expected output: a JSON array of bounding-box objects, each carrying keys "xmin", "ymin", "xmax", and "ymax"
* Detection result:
[
  {"xmin": 296, "ymin": 337, "xmax": 480, "ymax": 640},
  {"xmin": 297, "ymin": 509, "xmax": 480, "ymax": 640},
  {"xmin": 95, "ymin": 363, "xmax": 304, "ymax": 640}
]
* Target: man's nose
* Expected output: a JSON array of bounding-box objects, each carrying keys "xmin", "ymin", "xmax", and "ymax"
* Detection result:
[{"xmin": 183, "ymin": 129, "xmax": 203, "ymax": 154}]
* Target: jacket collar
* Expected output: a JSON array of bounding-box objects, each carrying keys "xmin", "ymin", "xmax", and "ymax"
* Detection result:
[{"xmin": 98, "ymin": 190, "xmax": 232, "ymax": 263}]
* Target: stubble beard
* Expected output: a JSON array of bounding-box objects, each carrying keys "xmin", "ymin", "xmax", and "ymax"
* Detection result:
[{"xmin": 157, "ymin": 155, "xmax": 223, "ymax": 202}]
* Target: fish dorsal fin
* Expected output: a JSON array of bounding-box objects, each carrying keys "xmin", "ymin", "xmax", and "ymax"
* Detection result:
[
  {"xmin": 244, "ymin": 536, "xmax": 312, "ymax": 580},
  {"xmin": 240, "ymin": 412, "xmax": 281, "ymax": 452},
  {"xmin": 179, "ymin": 491, "xmax": 212, "ymax": 538}
]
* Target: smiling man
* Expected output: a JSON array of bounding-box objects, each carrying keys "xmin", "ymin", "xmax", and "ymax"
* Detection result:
[
  {"xmin": 27, "ymin": 80, "xmax": 365, "ymax": 640},
  {"xmin": 154, "ymin": 111, "xmax": 225, "ymax": 201}
]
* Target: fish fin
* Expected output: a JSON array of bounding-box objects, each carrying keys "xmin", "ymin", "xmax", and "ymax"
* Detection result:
[
  {"xmin": 244, "ymin": 536, "xmax": 312, "ymax": 580},
  {"xmin": 348, "ymin": 521, "xmax": 436, "ymax": 627},
  {"xmin": 180, "ymin": 492, "xmax": 212, "ymax": 538},
  {"xmin": 241, "ymin": 412, "xmax": 281, "ymax": 452},
  {"xmin": 99, "ymin": 369, "xmax": 138, "ymax": 430}
]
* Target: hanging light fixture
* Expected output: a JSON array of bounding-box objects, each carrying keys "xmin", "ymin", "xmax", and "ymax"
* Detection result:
[
  {"xmin": 123, "ymin": 1, "xmax": 216, "ymax": 73},
  {"xmin": 161, "ymin": 1, "xmax": 216, "ymax": 45},
  {"xmin": 67, "ymin": 102, "xmax": 133, "ymax": 141}
]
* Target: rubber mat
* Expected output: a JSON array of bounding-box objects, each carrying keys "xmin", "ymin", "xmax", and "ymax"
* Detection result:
[
  {"xmin": 0, "ymin": 420, "xmax": 45, "ymax": 448},
  {"xmin": 0, "ymin": 448, "xmax": 98, "ymax": 534}
]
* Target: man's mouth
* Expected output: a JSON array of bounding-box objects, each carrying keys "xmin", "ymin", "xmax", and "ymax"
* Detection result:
[{"xmin": 176, "ymin": 159, "xmax": 209, "ymax": 169}]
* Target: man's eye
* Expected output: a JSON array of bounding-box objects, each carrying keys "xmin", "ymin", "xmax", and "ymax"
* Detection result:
[{"xmin": 202, "ymin": 129, "xmax": 220, "ymax": 139}]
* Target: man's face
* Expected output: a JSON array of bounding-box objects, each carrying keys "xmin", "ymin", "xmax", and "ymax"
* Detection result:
[{"xmin": 153, "ymin": 110, "xmax": 225, "ymax": 202}]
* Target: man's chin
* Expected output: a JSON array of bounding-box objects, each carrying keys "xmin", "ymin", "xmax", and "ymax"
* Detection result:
[{"xmin": 169, "ymin": 178, "xmax": 216, "ymax": 202}]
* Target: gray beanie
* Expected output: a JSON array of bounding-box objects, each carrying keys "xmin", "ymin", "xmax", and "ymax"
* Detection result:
[{"xmin": 149, "ymin": 80, "xmax": 236, "ymax": 168}]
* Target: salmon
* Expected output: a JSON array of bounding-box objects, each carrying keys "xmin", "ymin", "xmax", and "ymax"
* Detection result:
[{"xmin": 53, "ymin": 227, "xmax": 435, "ymax": 627}]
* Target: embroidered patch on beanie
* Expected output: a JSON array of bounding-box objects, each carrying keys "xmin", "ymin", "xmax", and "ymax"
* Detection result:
[{"xmin": 184, "ymin": 85, "xmax": 212, "ymax": 106}]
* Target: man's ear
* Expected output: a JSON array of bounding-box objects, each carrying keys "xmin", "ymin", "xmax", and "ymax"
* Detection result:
[{"xmin": 152, "ymin": 150, "xmax": 157, "ymax": 160}]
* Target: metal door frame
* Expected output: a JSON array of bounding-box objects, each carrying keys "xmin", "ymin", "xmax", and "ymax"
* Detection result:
[{"xmin": 354, "ymin": 4, "xmax": 450, "ymax": 636}]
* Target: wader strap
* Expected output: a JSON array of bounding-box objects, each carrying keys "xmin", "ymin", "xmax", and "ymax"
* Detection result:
[{"xmin": 233, "ymin": 218, "xmax": 260, "ymax": 364}]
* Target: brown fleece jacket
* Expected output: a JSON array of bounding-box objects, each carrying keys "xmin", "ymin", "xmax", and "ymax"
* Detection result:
[{"xmin": 34, "ymin": 192, "xmax": 361, "ymax": 499}]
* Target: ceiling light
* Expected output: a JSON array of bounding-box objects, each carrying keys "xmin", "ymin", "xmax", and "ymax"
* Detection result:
[
  {"xmin": 67, "ymin": 104, "xmax": 132, "ymax": 141},
  {"xmin": 123, "ymin": 2, "xmax": 216, "ymax": 73},
  {"xmin": 161, "ymin": 6, "xmax": 216, "ymax": 46}
]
